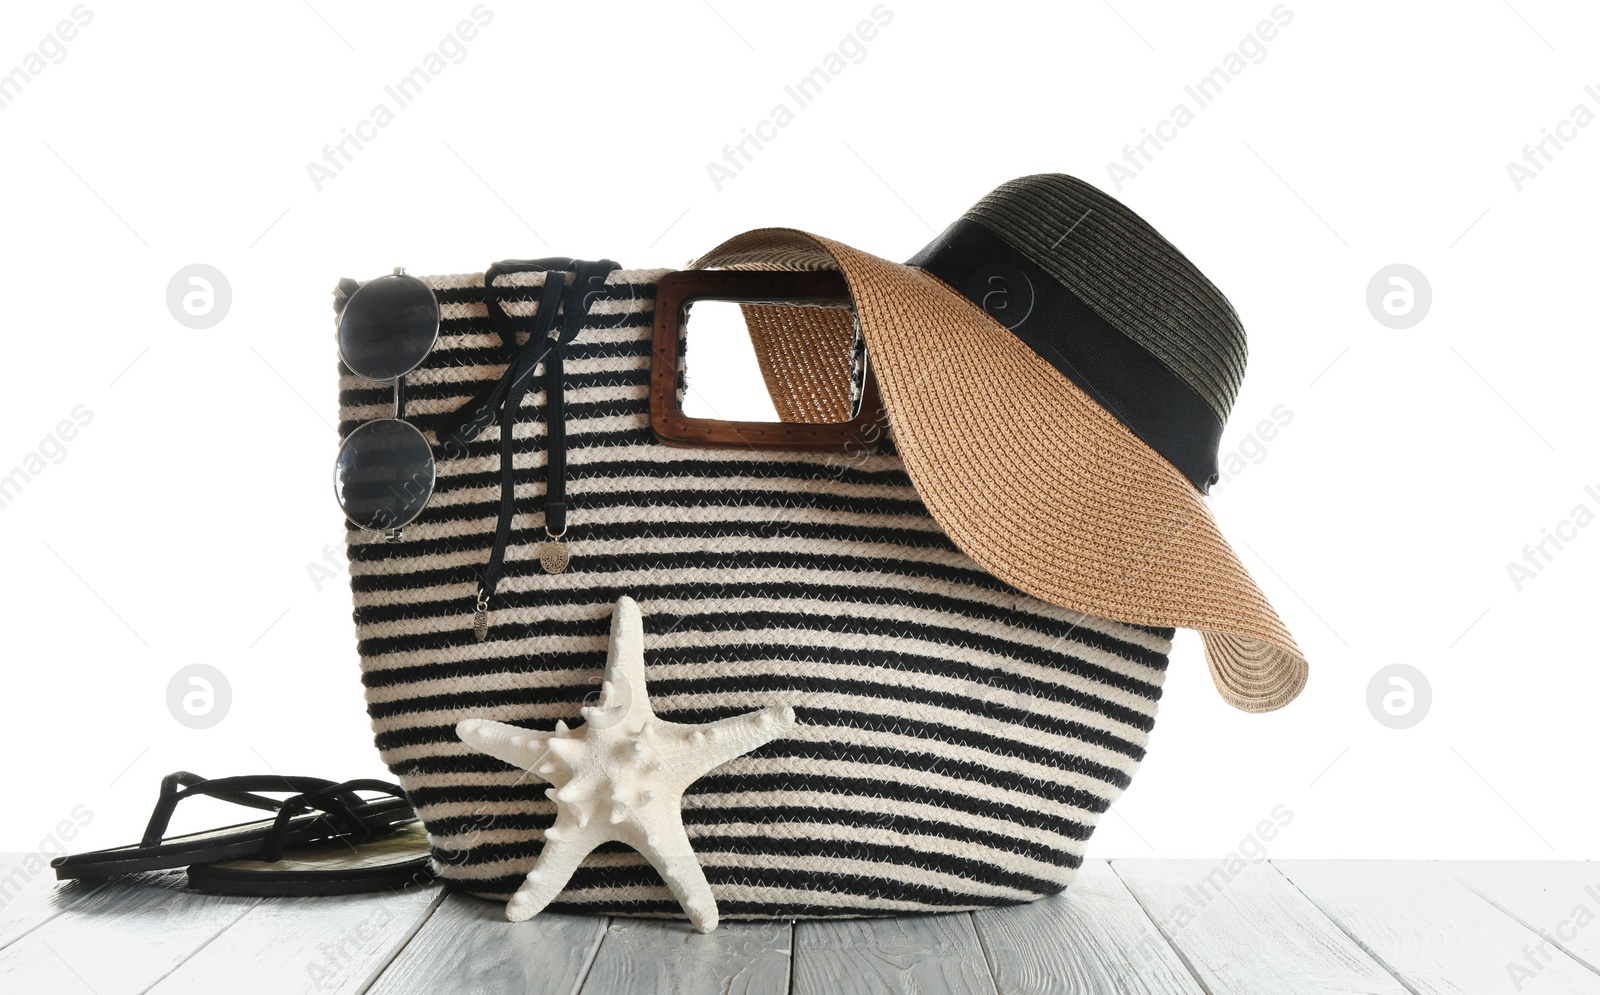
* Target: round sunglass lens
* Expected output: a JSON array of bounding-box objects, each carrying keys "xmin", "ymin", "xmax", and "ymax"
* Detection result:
[
  {"xmin": 335, "ymin": 419, "xmax": 436, "ymax": 532},
  {"xmin": 338, "ymin": 273, "xmax": 439, "ymax": 382}
]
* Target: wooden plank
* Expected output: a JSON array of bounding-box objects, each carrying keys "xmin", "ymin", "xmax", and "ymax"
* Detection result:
[
  {"xmin": 0, "ymin": 871, "xmax": 260, "ymax": 995},
  {"xmin": 368, "ymin": 892, "xmax": 607, "ymax": 995},
  {"xmin": 1112, "ymin": 858, "xmax": 1409, "ymax": 995},
  {"xmin": 147, "ymin": 884, "xmax": 444, "ymax": 995},
  {"xmin": 972, "ymin": 860, "xmax": 1204, "ymax": 995},
  {"xmin": 0, "ymin": 855, "xmax": 104, "ymax": 951},
  {"xmin": 1279, "ymin": 860, "xmax": 1600, "ymax": 995},
  {"xmin": 583, "ymin": 917, "xmax": 792, "ymax": 995},
  {"xmin": 1448, "ymin": 861, "xmax": 1600, "ymax": 974},
  {"xmin": 792, "ymin": 913, "xmax": 997, "ymax": 995}
]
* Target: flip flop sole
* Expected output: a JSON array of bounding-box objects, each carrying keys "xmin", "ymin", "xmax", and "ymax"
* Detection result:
[
  {"xmin": 187, "ymin": 823, "xmax": 434, "ymax": 896},
  {"xmin": 52, "ymin": 797, "xmax": 415, "ymax": 879}
]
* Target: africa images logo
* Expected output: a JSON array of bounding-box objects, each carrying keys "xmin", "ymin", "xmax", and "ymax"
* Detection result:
[
  {"xmin": 0, "ymin": 6, "xmax": 94, "ymax": 112},
  {"xmin": 1505, "ymin": 483, "xmax": 1600, "ymax": 593},
  {"xmin": 1105, "ymin": 4, "xmax": 1295, "ymax": 192},
  {"xmin": 705, "ymin": 5, "xmax": 894, "ymax": 191},
  {"xmin": 964, "ymin": 264, "xmax": 1034, "ymax": 330},
  {"xmin": 1504, "ymin": 84, "xmax": 1600, "ymax": 193},
  {"xmin": 305, "ymin": 5, "xmax": 495, "ymax": 192}
]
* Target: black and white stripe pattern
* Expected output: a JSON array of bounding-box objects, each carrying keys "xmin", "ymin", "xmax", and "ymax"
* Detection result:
[{"xmin": 340, "ymin": 268, "xmax": 1172, "ymax": 918}]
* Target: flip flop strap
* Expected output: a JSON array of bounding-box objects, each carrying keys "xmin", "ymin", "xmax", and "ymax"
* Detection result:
[
  {"xmin": 261, "ymin": 779, "xmax": 411, "ymax": 863},
  {"xmin": 138, "ymin": 772, "xmax": 356, "ymax": 849}
]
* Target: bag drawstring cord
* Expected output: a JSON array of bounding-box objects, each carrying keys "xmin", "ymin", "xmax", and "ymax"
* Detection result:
[{"xmin": 433, "ymin": 259, "xmax": 619, "ymax": 642}]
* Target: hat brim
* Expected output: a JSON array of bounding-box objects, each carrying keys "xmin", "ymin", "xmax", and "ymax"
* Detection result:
[{"xmin": 696, "ymin": 229, "xmax": 1308, "ymax": 712}]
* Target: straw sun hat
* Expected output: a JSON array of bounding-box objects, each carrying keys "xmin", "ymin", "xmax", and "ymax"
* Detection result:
[{"xmin": 694, "ymin": 174, "xmax": 1307, "ymax": 712}]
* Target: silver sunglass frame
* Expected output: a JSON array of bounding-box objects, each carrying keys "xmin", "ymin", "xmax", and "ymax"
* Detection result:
[{"xmin": 334, "ymin": 267, "xmax": 441, "ymax": 539}]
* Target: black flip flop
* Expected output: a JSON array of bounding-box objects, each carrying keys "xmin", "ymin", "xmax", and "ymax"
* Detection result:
[
  {"xmin": 53, "ymin": 772, "xmax": 417, "ymax": 881},
  {"xmin": 188, "ymin": 821, "xmax": 434, "ymax": 896}
]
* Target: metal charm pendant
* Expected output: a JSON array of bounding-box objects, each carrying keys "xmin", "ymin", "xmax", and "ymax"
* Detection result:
[
  {"xmin": 540, "ymin": 540, "xmax": 569, "ymax": 575},
  {"xmin": 473, "ymin": 591, "xmax": 490, "ymax": 642}
]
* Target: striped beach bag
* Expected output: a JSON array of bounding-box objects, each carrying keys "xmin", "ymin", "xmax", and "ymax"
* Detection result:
[{"xmin": 334, "ymin": 256, "xmax": 1172, "ymax": 920}]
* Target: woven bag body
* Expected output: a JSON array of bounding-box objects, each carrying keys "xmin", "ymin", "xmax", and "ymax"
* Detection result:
[{"xmin": 340, "ymin": 267, "xmax": 1171, "ymax": 918}]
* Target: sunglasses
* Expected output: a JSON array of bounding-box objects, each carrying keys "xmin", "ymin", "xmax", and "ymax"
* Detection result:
[{"xmin": 333, "ymin": 268, "xmax": 440, "ymax": 535}]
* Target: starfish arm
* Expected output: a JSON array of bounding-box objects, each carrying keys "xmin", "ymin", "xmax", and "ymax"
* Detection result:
[
  {"xmin": 602, "ymin": 597, "xmax": 650, "ymax": 710},
  {"xmin": 635, "ymin": 818, "xmax": 719, "ymax": 933},
  {"xmin": 677, "ymin": 705, "xmax": 798, "ymax": 776},
  {"xmin": 506, "ymin": 823, "xmax": 606, "ymax": 922},
  {"xmin": 456, "ymin": 718, "xmax": 553, "ymax": 774}
]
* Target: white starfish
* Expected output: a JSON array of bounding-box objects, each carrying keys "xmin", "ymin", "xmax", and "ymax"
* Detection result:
[{"xmin": 456, "ymin": 595, "xmax": 798, "ymax": 932}]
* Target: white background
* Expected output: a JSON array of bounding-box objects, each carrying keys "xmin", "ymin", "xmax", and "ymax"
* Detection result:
[{"xmin": 1, "ymin": 0, "xmax": 1596, "ymax": 866}]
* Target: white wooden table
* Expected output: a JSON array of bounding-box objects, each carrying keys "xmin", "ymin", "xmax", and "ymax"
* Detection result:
[{"xmin": 3, "ymin": 858, "xmax": 1597, "ymax": 994}]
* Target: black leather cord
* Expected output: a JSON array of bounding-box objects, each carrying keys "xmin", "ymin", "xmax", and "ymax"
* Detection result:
[
  {"xmin": 481, "ymin": 276, "xmax": 566, "ymax": 599},
  {"xmin": 543, "ymin": 260, "xmax": 619, "ymax": 539},
  {"xmin": 433, "ymin": 260, "xmax": 619, "ymax": 627}
]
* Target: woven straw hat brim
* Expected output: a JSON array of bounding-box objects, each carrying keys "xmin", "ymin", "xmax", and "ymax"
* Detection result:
[{"xmin": 695, "ymin": 229, "xmax": 1308, "ymax": 712}]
